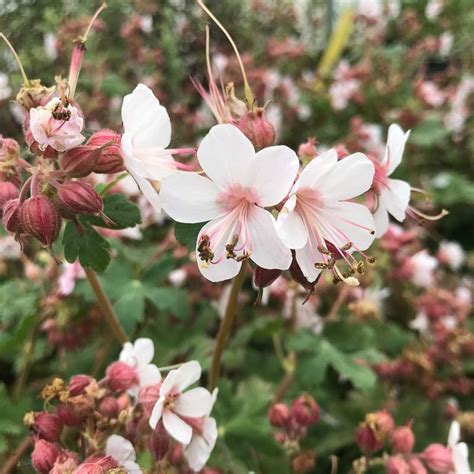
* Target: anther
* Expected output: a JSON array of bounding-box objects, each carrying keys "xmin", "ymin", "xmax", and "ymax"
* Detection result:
[
  {"xmin": 317, "ymin": 245, "xmax": 331, "ymax": 255},
  {"xmin": 341, "ymin": 242, "xmax": 352, "ymax": 251},
  {"xmin": 314, "ymin": 262, "xmax": 328, "ymax": 269}
]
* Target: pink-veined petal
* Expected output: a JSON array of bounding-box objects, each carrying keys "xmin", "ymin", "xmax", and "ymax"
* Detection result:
[
  {"xmin": 137, "ymin": 364, "xmax": 161, "ymax": 388},
  {"xmin": 320, "ymin": 153, "xmax": 374, "ymax": 201},
  {"xmin": 247, "ymin": 207, "xmax": 292, "ymax": 270},
  {"xmin": 381, "ymin": 179, "xmax": 410, "ymax": 222},
  {"xmin": 106, "ymin": 435, "xmax": 135, "ymax": 466},
  {"xmin": 174, "ymin": 387, "xmax": 213, "ymax": 418},
  {"xmin": 248, "ymin": 146, "xmax": 299, "ymax": 207},
  {"xmin": 196, "ymin": 218, "xmax": 242, "ymax": 282},
  {"xmin": 295, "ymin": 243, "xmax": 323, "ymax": 283},
  {"xmin": 276, "ymin": 194, "xmax": 308, "ymax": 249},
  {"xmin": 373, "ymin": 201, "xmax": 390, "ymax": 238},
  {"xmin": 292, "ymin": 149, "xmax": 338, "ymax": 193},
  {"xmin": 133, "ymin": 338, "xmax": 155, "ymax": 366},
  {"xmin": 382, "ymin": 124, "xmax": 410, "ymax": 175},
  {"xmin": 175, "ymin": 361, "xmax": 202, "ymax": 392},
  {"xmin": 320, "ymin": 201, "xmax": 376, "ymax": 251},
  {"xmin": 160, "ymin": 173, "xmax": 223, "ymax": 223},
  {"xmin": 122, "ymin": 84, "xmax": 171, "ymax": 149},
  {"xmin": 197, "ymin": 124, "xmax": 255, "ymax": 189},
  {"xmin": 149, "ymin": 400, "xmax": 164, "ymax": 429},
  {"xmin": 131, "ymin": 150, "xmax": 178, "ymax": 181},
  {"xmin": 163, "ymin": 410, "xmax": 193, "ymax": 444}
]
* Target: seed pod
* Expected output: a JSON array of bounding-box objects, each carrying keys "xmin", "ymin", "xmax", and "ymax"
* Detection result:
[
  {"xmin": 56, "ymin": 181, "xmax": 103, "ymax": 217},
  {"xmin": 60, "ymin": 145, "xmax": 102, "ymax": 178},
  {"xmin": 237, "ymin": 108, "xmax": 276, "ymax": 150},
  {"xmin": 20, "ymin": 196, "xmax": 61, "ymax": 246},
  {"xmin": 0, "ymin": 181, "xmax": 19, "ymax": 209},
  {"xmin": 87, "ymin": 129, "xmax": 125, "ymax": 174},
  {"xmin": 2, "ymin": 198, "xmax": 23, "ymax": 232}
]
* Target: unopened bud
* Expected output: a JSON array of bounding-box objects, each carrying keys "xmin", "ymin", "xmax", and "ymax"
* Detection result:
[
  {"xmin": 87, "ymin": 130, "xmax": 125, "ymax": 174},
  {"xmin": 56, "ymin": 181, "xmax": 103, "ymax": 218},
  {"xmin": 298, "ymin": 138, "xmax": 317, "ymax": 160},
  {"xmin": 56, "ymin": 403, "xmax": 82, "ymax": 427},
  {"xmin": 149, "ymin": 425, "xmax": 172, "ymax": 461},
  {"xmin": 2, "ymin": 198, "xmax": 22, "ymax": 233},
  {"xmin": 98, "ymin": 396, "xmax": 119, "ymax": 418},
  {"xmin": 68, "ymin": 374, "xmax": 92, "ymax": 396},
  {"xmin": 291, "ymin": 394, "xmax": 320, "ymax": 427},
  {"xmin": 0, "ymin": 182, "xmax": 19, "ymax": 209},
  {"xmin": 16, "ymin": 79, "xmax": 54, "ymax": 110},
  {"xmin": 356, "ymin": 424, "xmax": 383, "ymax": 453},
  {"xmin": 366, "ymin": 410, "xmax": 395, "ymax": 441},
  {"xmin": 237, "ymin": 108, "xmax": 276, "ymax": 150},
  {"xmin": 391, "ymin": 425, "xmax": 415, "ymax": 454},
  {"xmin": 139, "ymin": 383, "xmax": 162, "ymax": 417},
  {"xmin": 20, "ymin": 196, "xmax": 61, "ymax": 246},
  {"xmin": 31, "ymin": 439, "xmax": 60, "ymax": 473},
  {"xmin": 268, "ymin": 403, "xmax": 291, "ymax": 428},
  {"xmin": 106, "ymin": 361, "xmax": 138, "ymax": 391},
  {"xmin": 60, "ymin": 146, "xmax": 102, "ymax": 178},
  {"xmin": 385, "ymin": 456, "xmax": 410, "ymax": 474},
  {"xmin": 407, "ymin": 458, "xmax": 427, "ymax": 474},
  {"xmin": 26, "ymin": 412, "xmax": 63, "ymax": 442},
  {"xmin": 421, "ymin": 444, "xmax": 453, "ymax": 473}
]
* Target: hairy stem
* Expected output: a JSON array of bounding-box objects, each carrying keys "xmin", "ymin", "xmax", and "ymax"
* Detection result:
[
  {"xmin": 84, "ymin": 267, "xmax": 128, "ymax": 345},
  {"xmin": 209, "ymin": 261, "xmax": 247, "ymax": 390}
]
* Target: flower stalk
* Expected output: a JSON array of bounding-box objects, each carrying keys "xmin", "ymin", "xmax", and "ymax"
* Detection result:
[{"xmin": 209, "ymin": 260, "xmax": 247, "ymax": 390}]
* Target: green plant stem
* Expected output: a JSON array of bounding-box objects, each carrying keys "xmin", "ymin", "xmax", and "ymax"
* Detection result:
[
  {"xmin": 209, "ymin": 261, "xmax": 247, "ymax": 390},
  {"xmin": 84, "ymin": 267, "xmax": 128, "ymax": 345},
  {"xmin": 14, "ymin": 320, "xmax": 40, "ymax": 398},
  {"xmin": 0, "ymin": 436, "xmax": 32, "ymax": 474}
]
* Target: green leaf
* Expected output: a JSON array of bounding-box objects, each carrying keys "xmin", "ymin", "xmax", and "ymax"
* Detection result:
[
  {"xmin": 410, "ymin": 118, "xmax": 449, "ymax": 147},
  {"xmin": 146, "ymin": 287, "xmax": 190, "ymax": 319},
  {"xmin": 85, "ymin": 194, "xmax": 141, "ymax": 229},
  {"xmin": 113, "ymin": 281, "xmax": 146, "ymax": 334},
  {"xmin": 62, "ymin": 221, "xmax": 111, "ymax": 272},
  {"xmin": 174, "ymin": 222, "xmax": 203, "ymax": 250}
]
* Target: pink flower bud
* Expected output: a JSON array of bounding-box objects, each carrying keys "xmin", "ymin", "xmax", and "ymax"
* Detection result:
[
  {"xmin": 391, "ymin": 425, "xmax": 415, "ymax": 454},
  {"xmin": 368, "ymin": 410, "xmax": 395, "ymax": 440},
  {"xmin": 334, "ymin": 145, "xmax": 349, "ymax": 159},
  {"xmin": 31, "ymin": 412, "xmax": 63, "ymax": 442},
  {"xmin": 20, "ymin": 196, "xmax": 61, "ymax": 246},
  {"xmin": 60, "ymin": 146, "xmax": 102, "ymax": 178},
  {"xmin": 356, "ymin": 425, "xmax": 383, "ymax": 453},
  {"xmin": 421, "ymin": 444, "xmax": 453, "ymax": 473},
  {"xmin": 56, "ymin": 403, "xmax": 82, "ymax": 427},
  {"xmin": 149, "ymin": 425, "xmax": 172, "ymax": 461},
  {"xmin": 253, "ymin": 266, "xmax": 282, "ymax": 289},
  {"xmin": 31, "ymin": 439, "xmax": 60, "ymax": 473},
  {"xmin": 268, "ymin": 403, "xmax": 291, "ymax": 428},
  {"xmin": 237, "ymin": 109, "xmax": 276, "ymax": 150},
  {"xmin": 87, "ymin": 130, "xmax": 125, "ymax": 174},
  {"xmin": 56, "ymin": 181, "xmax": 103, "ymax": 218},
  {"xmin": 386, "ymin": 456, "xmax": 410, "ymax": 474},
  {"xmin": 139, "ymin": 383, "xmax": 161, "ymax": 417},
  {"xmin": 0, "ymin": 182, "xmax": 19, "ymax": 209},
  {"xmin": 98, "ymin": 396, "xmax": 119, "ymax": 418},
  {"xmin": 298, "ymin": 138, "xmax": 317, "ymax": 160},
  {"xmin": 291, "ymin": 394, "xmax": 320, "ymax": 427},
  {"xmin": 407, "ymin": 458, "xmax": 427, "ymax": 474},
  {"xmin": 106, "ymin": 361, "xmax": 138, "ymax": 391},
  {"xmin": 2, "ymin": 198, "xmax": 23, "ymax": 233},
  {"xmin": 68, "ymin": 374, "xmax": 92, "ymax": 396}
]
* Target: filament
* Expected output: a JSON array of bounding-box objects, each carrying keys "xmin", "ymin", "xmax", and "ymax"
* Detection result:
[{"xmin": 0, "ymin": 33, "xmax": 29, "ymax": 85}]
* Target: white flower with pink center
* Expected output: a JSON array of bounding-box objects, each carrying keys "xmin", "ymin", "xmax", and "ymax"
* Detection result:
[
  {"xmin": 119, "ymin": 338, "xmax": 161, "ymax": 397},
  {"xmin": 105, "ymin": 435, "xmax": 142, "ymax": 473},
  {"xmin": 371, "ymin": 124, "xmax": 411, "ymax": 238},
  {"xmin": 149, "ymin": 361, "xmax": 214, "ymax": 445},
  {"xmin": 276, "ymin": 149, "xmax": 376, "ymax": 285},
  {"xmin": 29, "ymin": 97, "xmax": 85, "ymax": 152},
  {"xmin": 121, "ymin": 84, "xmax": 192, "ymax": 213},
  {"xmin": 184, "ymin": 388, "xmax": 219, "ymax": 472},
  {"xmin": 160, "ymin": 124, "xmax": 299, "ymax": 282}
]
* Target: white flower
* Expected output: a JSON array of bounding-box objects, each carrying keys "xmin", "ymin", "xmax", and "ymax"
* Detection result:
[
  {"xmin": 184, "ymin": 388, "xmax": 219, "ymax": 472},
  {"xmin": 160, "ymin": 124, "xmax": 298, "ymax": 282},
  {"xmin": 372, "ymin": 124, "xmax": 411, "ymax": 238},
  {"xmin": 276, "ymin": 149, "xmax": 375, "ymax": 285},
  {"xmin": 57, "ymin": 261, "xmax": 85, "ymax": 296},
  {"xmin": 438, "ymin": 241, "xmax": 465, "ymax": 271},
  {"xmin": 409, "ymin": 250, "xmax": 438, "ymax": 287},
  {"xmin": 448, "ymin": 421, "xmax": 471, "ymax": 474},
  {"xmin": 119, "ymin": 338, "xmax": 161, "ymax": 397},
  {"xmin": 121, "ymin": 84, "xmax": 181, "ymax": 213},
  {"xmin": 0, "ymin": 72, "xmax": 12, "ymax": 101},
  {"xmin": 29, "ymin": 97, "xmax": 85, "ymax": 152},
  {"xmin": 43, "ymin": 33, "xmax": 58, "ymax": 60},
  {"xmin": 149, "ymin": 361, "xmax": 214, "ymax": 445},
  {"xmin": 425, "ymin": 0, "xmax": 443, "ymax": 19},
  {"xmin": 106, "ymin": 435, "xmax": 142, "ymax": 473},
  {"xmin": 409, "ymin": 312, "xmax": 430, "ymax": 336}
]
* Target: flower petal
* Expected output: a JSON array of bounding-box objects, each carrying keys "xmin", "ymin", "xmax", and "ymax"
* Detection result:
[
  {"xmin": 196, "ymin": 218, "xmax": 242, "ymax": 282},
  {"xmin": 149, "ymin": 400, "xmax": 164, "ymax": 429},
  {"xmin": 128, "ymin": 169, "xmax": 161, "ymax": 213},
  {"xmin": 383, "ymin": 124, "xmax": 410, "ymax": 175},
  {"xmin": 292, "ymin": 149, "xmax": 338, "ymax": 193},
  {"xmin": 448, "ymin": 421, "xmax": 461, "ymax": 447},
  {"xmin": 320, "ymin": 153, "xmax": 374, "ymax": 201},
  {"xmin": 122, "ymin": 84, "xmax": 171, "ymax": 149},
  {"xmin": 248, "ymin": 146, "xmax": 299, "ymax": 207},
  {"xmin": 160, "ymin": 370, "xmax": 179, "ymax": 397},
  {"xmin": 295, "ymin": 243, "xmax": 323, "ymax": 283},
  {"xmin": 133, "ymin": 338, "xmax": 155, "ymax": 365},
  {"xmin": 160, "ymin": 173, "xmax": 224, "ymax": 223},
  {"xmin": 197, "ymin": 124, "xmax": 255, "ymax": 189},
  {"xmin": 373, "ymin": 201, "xmax": 390, "ymax": 238},
  {"xmin": 106, "ymin": 435, "xmax": 135, "ymax": 466},
  {"xmin": 381, "ymin": 179, "xmax": 410, "ymax": 221},
  {"xmin": 175, "ymin": 387, "xmax": 213, "ymax": 418},
  {"xmin": 247, "ymin": 207, "xmax": 292, "ymax": 270},
  {"xmin": 163, "ymin": 410, "xmax": 193, "ymax": 444},
  {"xmin": 452, "ymin": 443, "xmax": 471, "ymax": 474},
  {"xmin": 276, "ymin": 195, "xmax": 308, "ymax": 249},
  {"xmin": 184, "ymin": 418, "xmax": 218, "ymax": 472},
  {"xmin": 122, "ymin": 460, "xmax": 142, "ymax": 474},
  {"xmin": 175, "ymin": 360, "xmax": 202, "ymax": 392},
  {"xmin": 320, "ymin": 201, "xmax": 376, "ymax": 251},
  {"xmin": 137, "ymin": 364, "xmax": 161, "ymax": 388}
]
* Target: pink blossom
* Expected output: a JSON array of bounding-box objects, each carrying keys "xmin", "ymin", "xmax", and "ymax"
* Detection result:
[{"xmin": 57, "ymin": 262, "xmax": 86, "ymax": 296}]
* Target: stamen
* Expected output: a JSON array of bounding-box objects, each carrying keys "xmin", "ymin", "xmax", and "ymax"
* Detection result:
[
  {"xmin": 408, "ymin": 206, "xmax": 449, "ymax": 222},
  {"xmin": 341, "ymin": 242, "xmax": 352, "ymax": 251}
]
